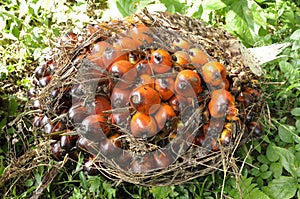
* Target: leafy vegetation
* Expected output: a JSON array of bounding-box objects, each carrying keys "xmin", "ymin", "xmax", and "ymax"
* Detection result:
[{"xmin": 1, "ymin": 0, "xmax": 300, "ymax": 198}]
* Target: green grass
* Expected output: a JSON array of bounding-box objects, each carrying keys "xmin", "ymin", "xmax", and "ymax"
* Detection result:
[{"xmin": 1, "ymin": 0, "xmax": 300, "ymax": 198}]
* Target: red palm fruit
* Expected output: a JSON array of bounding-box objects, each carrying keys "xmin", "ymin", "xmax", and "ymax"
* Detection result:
[
  {"xmin": 193, "ymin": 124, "xmax": 209, "ymax": 146},
  {"xmin": 103, "ymin": 47, "xmax": 128, "ymax": 70},
  {"xmin": 208, "ymin": 89, "xmax": 237, "ymax": 120},
  {"xmin": 113, "ymin": 36, "xmax": 140, "ymax": 51},
  {"xmin": 219, "ymin": 129, "xmax": 232, "ymax": 146},
  {"xmin": 211, "ymin": 139, "xmax": 219, "ymax": 151},
  {"xmin": 172, "ymin": 38, "xmax": 190, "ymax": 50},
  {"xmin": 110, "ymin": 87, "xmax": 131, "ymax": 108},
  {"xmin": 201, "ymin": 62, "xmax": 226, "ymax": 87},
  {"xmin": 112, "ymin": 151, "xmax": 132, "ymax": 170},
  {"xmin": 91, "ymin": 41, "xmax": 111, "ymax": 55},
  {"xmin": 96, "ymin": 138, "xmax": 123, "ymax": 158},
  {"xmin": 237, "ymin": 87, "xmax": 260, "ymax": 107},
  {"xmin": 33, "ymin": 115, "xmax": 42, "ymax": 127},
  {"xmin": 130, "ymin": 85, "xmax": 161, "ymax": 114},
  {"xmin": 39, "ymin": 76, "xmax": 52, "ymax": 87},
  {"xmin": 59, "ymin": 32, "xmax": 77, "ymax": 46},
  {"xmin": 219, "ymin": 123, "xmax": 234, "ymax": 145},
  {"xmin": 130, "ymin": 154, "xmax": 155, "ymax": 173},
  {"xmin": 153, "ymin": 149, "xmax": 173, "ymax": 169},
  {"xmin": 172, "ymin": 51, "xmax": 191, "ymax": 68},
  {"xmin": 155, "ymin": 77, "xmax": 175, "ymax": 101},
  {"xmin": 150, "ymin": 49, "xmax": 172, "ymax": 74},
  {"xmin": 109, "ymin": 60, "xmax": 136, "ymax": 88},
  {"xmin": 83, "ymin": 156, "xmax": 101, "ymax": 176},
  {"xmin": 135, "ymin": 60, "xmax": 153, "ymax": 75},
  {"xmin": 247, "ymin": 121, "xmax": 263, "ymax": 136},
  {"xmin": 109, "ymin": 133, "xmax": 122, "ymax": 148},
  {"xmin": 51, "ymin": 141, "xmax": 63, "ymax": 161},
  {"xmin": 128, "ymin": 51, "xmax": 141, "ymax": 65},
  {"xmin": 68, "ymin": 104, "xmax": 89, "ymax": 123},
  {"xmin": 175, "ymin": 70, "xmax": 202, "ymax": 97},
  {"xmin": 153, "ymin": 103, "xmax": 177, "ymax": 133},
  {"xmin": 89, "ymin": 96, "xmax": 111, "ymax": 117},
  {"xmin": 81, "ymin": 114, "xmax": 110, "ymax": 141},
  {"xmin": 35, "ymin": 64, "xmax": 51, "ymax": 79},
  {"xmin": 111, "ymin": 112, "xmax": 131, "ymax": 126},
  {"xmin": 27, "ymin": 88, "xmax": 37, "ymax": 99},
  {"xmin": 168, "ymin": 95, "xmax": 180, "ymax": 113},
  {"xmin": 135, "ymin": 74, "xmax": 155, "ymax": 88},
  {"xmin": 130, "ymin": 112, "xmax": 158, "ymax": 138},
  {"xmin": 130, "ymin": 23, "xmax": 153, "ymax": 45},
  {"xmin": 60, "ymin": 130, "xmax": 78, "ymax": 151},
  {"xmin": 188, "ymin": 47, "xmax": 209, "ymax": 66},
  {"xmin": 224, "ymin": 78, "xmax": 230, "ymax": 90},
  {"xmin": 76, "ymin": 136, "xmax": 92, "ymax": 152}
]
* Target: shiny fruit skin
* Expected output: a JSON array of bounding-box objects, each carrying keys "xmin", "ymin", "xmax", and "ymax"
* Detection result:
[
  {"xmin": 150, "ymin": 49, "xmax": 172, "ymax": 74},
  {"xmin": 153, "ymin": 150, "xmax": 173, "ymax": 169},
  {"xmin": 39, "ymin": 76, "xmax": 52, "ymax": 87},
  {"xmin": 81, "ymin": 114, "xmax": 110, "ymax": 141},
  {"xmin": 108, "ymin": 133, "xmax": 122, "ymax": 148},
  {"xmin": 113, "ymin": 36, "xmax": 140, "ymax": 51},
  {"xmin": 59, "ymin": 32, "xmax": 77, "ymax": 46},
  {"xmin": 111, "ymin": 112, "xmax": 131, "ymax": 127},
  {"xmin": 208, "ymin": 89, "xmax": 237, "ymax": 120},
  {"xmin": 135, "ymin": 74, "xmax": 155, "ymax": 88},
  {"xmin": 68, "ymin": 104, "xmax": 89, "ymax": 123},
  {"xmin": 201, "ymin": 62, "xmax": 226, "ymax": 87},
  {"xmin": 155, "ymin": 77, "xmax": 175, "ymax": 101},
  {"xmin": 172, "ymin": 51, "xmax": 191, "ymax": 69},
  {"xmin": 130, "ymin": 23, "xmax": 153, "ymax": 45},
  {"xmin": 130, "ymin": 112, "xmax": 157, "ymax": 138},
  {"xmin": 35, "ymin": 64, "xmax": 51, "ymax": 79},
  {"xmin": 247, "ymin": 121, "xmax": 263, "ymax": 137},
  {"xmin": 83, "ymin": 156, "xmax": 101, "ymax": 176},
  {"xmin": 86, "ymin": 96, "xmax": 111, "ymax": 117},
  {"xmin": 175, "ymin": 70, "xmax": 202, "ymax": 97},
  {"xmin": 60, "ymin": 130, "xmax": 78, "ymax": 151},
  {"xmin": 135, "ymin": 60, "xmax": 153, "ymax": 75},
  {"xmin": 188, "ymin": 48, "xmax": 209, "ymax": 66},
  {"xmin": 51, "ymin": 141, "xmax": 63, "ymax": 161},
  {"xmin": 103, "ymin": 47, "xmax": 128, "ymax": 70},
  {"xmin": 91, "ymin": 41, "xmax": 111, "ymax": 55},
  {"xmin": 110, "ymin": 87, "xmax": 131, "ymax": 108},
  {"xmin": 172, "ymin": 38, "xmax": 190, "ymax": 50},
  {"xmin": 153, "ymin": 103, "xmax": 177, "ymax": 133},
  {"xmin": 130, "ymin": 85, "xmax": 161, "ymax": 114},
  {"xmin": 109, "ymin": 60, "xmax": 134, "ymax": 79},
  {"xmin": 130, "ymin": 154, "xmax": 154, "ymax": 173}
]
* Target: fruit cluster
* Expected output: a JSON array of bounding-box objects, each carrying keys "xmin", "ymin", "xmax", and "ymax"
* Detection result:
[{"xmin": 29, "ymin": 17, "xmax": 263, "ymax": 176}]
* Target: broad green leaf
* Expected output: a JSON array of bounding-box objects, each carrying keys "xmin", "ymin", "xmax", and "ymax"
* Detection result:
[
  {"xmin": 296, "ymin": 120, "xmax": 300, "ymax": 132},
  {"xmin": 249, "ymin": 188, "xmax": 270, "ymax": 199},
  {"xmin": 279, "ymin": 61, "xmax": 294, "ymax": 74},
  {"xmin": 274, "ymin": 146, "xmax": 299, "ymax": 177},
  {"xmin": 269, "ymin": 162, "xmax": 283, "ymax": 178},
  {"xmin": 260, "ymin": 171, "xmax": 272, "ymax": 179},
  {"xmin": 265, "ymin": 176, "xmax": 298, "ymax": 199},
  {"xmin": 278, "ymin": 125, "xmax": 294, "ymax": 143},
  {"xmin": 257, "ymin": 154, "xmax": 271, "ymax": 164},
  {"xmin": 115, "ymin": 0, "xmax": 136, "ymax": 17},
  {"xmin": 151, "ymin": 186, "xmax": 175, "ymax": 199},
  {"xmin": 160, "ymin": 0, "xmax": 188, "ymax": 14},
  {"xmin": 291, "ymin": 107, "xmax": 300, "ymax": 117},
  {"xmin": 202, "ymin": 0, "xmax": 227, "ymax": 11},
  {"xmin": 225, "ymin": 0, "xmax": 266, "ymax": 46},
  {"xmin": 266, "ymin": 143, "xmax": 279, "ymax": 162}
]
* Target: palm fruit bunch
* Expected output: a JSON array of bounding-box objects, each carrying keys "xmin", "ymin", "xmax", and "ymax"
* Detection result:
[{"xmin": 28, "ymin": 10, "xmax": 263, "ymax": 185}]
